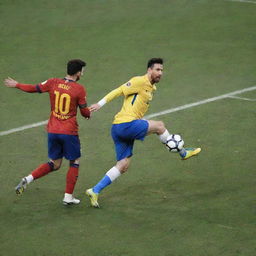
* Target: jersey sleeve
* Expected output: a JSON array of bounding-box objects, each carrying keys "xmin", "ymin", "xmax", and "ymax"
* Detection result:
[
  {"xmin": 104, "ymin": 86, "xmax": 123, "ymax": 103},
  {"xmin": 77, "ymin": 86, "xmax": 90, "ymax": 118},
  {"xmin": 16, "ymin": 83, "xmax": 38, "ymax": 93},
  {"xmin": 120, "ymin": 77, "xmax": 141, "ymax": 96},
  {"xmin": 78, "ymin": 86, "xmax": 87, "ymax": 108},
  {"xmin": 103, "ymin": 77, "xmax": 141, "ymax": 103},
  {"xmin": 37, "ymin": 78, "xmax": 53, "ymax": 93},
  {"xmin": 80, "ymin": 107, "xmax": 91, "ymax": 118}
]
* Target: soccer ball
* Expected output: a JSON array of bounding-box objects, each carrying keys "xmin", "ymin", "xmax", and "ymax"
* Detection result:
[{"xmin": 166, "ymin": 134, "xmax": 184, "ymax": 152}]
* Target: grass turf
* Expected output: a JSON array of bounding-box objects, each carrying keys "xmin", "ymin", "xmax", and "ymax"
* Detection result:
[{"xmin": 0, "ymin": 0, "xmax": 255, "ymax": 255}]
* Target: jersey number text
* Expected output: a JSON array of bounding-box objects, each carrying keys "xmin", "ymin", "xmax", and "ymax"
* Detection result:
[{"xmin": 54, "ymin": 91, "xmax": 71, "ymax": 115}]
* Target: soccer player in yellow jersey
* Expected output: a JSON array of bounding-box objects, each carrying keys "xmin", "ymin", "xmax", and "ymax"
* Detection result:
[{"xmin": 86, "ymin": 58, "xmax": 201, "ymax": 208}]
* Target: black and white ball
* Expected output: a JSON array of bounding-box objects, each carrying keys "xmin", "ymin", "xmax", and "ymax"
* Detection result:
[{"xmin": 166, "ymin": 134, "xmax": 184, "ymax": 152}]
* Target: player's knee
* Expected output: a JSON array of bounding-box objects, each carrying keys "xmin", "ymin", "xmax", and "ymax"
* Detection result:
[
  {"xmin": 122, "ymin": 160, "xmax": 131, "ymax": 173},
  {"xmin": 121, "ymin": 165, "xmax": 129, "ymax": 173},
  {"xmin": 49, "ymin": 158, "xmax": 62, "ymax": 171},
  {"xmin": 70, "ymin": 159, "xmax": 80, "ymax": 168},
  {"xmin": 157, "ymin": 121, "xmax": 166, "ymax": 134},
  {"xmin": 53, "ymin": 164, "xmax": 61, "ymax": 171},
  {"xmin": 49, "ymin": 160, "xmax": 61, "ymax": 171},
  {"xmin": 75, "ymin": 159, "xmax": 80, "ymax": 165},
  {"xmin": 117, "ymin": 158, "xmax": 130, "ymax": 173}
]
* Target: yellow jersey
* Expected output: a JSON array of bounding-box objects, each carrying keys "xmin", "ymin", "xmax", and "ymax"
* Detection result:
[{"xmin": 103, "ymin": 75, "xmax": 157, "ymax": 124}]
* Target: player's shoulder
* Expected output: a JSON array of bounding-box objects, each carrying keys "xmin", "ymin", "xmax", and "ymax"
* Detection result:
[
  {"xmin": 39, "ymin": 77, "xmax": 56, "ymax": 85},
  {"xmin": 74, "ymin": 81, "xmax": 84, "ymax": 87},
  {"xmin": 129, "ymin": 75, "xmax": 145, "ymax": 85},
  {"xmin": 73, "ymin": 82, "xmax": 85, "ymax": 91},
  {"xmin": 130, "ymin": 75, "xmax": 144, "ymax": 82},
  {"xmin": 69, "ymin": 82, "xmax": 86, "ymax": 96},
  {"xmin": 48, "ymin": 77, "xmax": 61, "ymax": 82},
  {"xmin": 59, "ymin": 78, "xmax": 85, "ymax": 90}
]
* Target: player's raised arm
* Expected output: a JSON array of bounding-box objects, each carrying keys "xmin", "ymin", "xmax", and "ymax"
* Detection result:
[
  {"xmin": 4, "ymin": 77, "xmax": 38, "ymax": 93},
  {"xmin": 89, "ymin": 86, "xmax": 123, "ymax": 112},
  {"xmin": 4, "ymin": 77, "xmax": 18, "ymax": 87},
  {"xmin": 89, "ymin": 78, "xmax": 141, "ymax": 113},
  {"xmin": 89, "ymin": 103, "xmax": 101, "ymax": 112}
]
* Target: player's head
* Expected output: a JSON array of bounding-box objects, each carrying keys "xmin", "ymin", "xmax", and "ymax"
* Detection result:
[
  {"xmin": 147, "ymin": 58, "xmax": 163, "ymax": 84},
  {"xmin": 67, "ymin": 59, "xmax": 86, "ymax": 81}
]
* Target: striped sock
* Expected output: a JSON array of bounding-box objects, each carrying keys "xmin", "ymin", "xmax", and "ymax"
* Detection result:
[{"xmin": 93, "ymin": 166, "xmax": 121, "ymax": 194}]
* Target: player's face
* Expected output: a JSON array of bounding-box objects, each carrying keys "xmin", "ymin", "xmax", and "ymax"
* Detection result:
[
  {"xmin": 148, "ymin": 64, "xmax": 163, "ymax": 84},
  {"xmin": 76, "ymin": 67, "xmax": 85, "ymax": 81}
]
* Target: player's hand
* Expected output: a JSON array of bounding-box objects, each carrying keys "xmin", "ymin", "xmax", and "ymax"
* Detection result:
[
  {"xmin": 4, "ymin": 77, "xmax": 18, "ymax": 88},
  {"xmin": 89, "ymin": 103, "xmax": 101, "ymax": 112}
]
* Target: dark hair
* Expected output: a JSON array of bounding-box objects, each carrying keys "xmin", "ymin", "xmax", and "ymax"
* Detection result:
[
  {"xmin": 67, "ymin": 59, "xmax": 86, "ymax": 75},
  {"xmin": 147, "ymin": 58, "xmax": 163, "ymax": 68}
]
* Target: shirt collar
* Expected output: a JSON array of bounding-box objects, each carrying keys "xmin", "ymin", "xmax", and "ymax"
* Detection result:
[
  {"xmin": 64, "ymin": 77, "xmax": 76, "ymax": 83},
  {"xmin": 144, "ymin": 75, "xmax": 157, "ymax": 91}
]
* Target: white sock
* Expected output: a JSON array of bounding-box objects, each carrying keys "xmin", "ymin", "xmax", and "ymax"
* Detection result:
[
  {"xmin": 106, "ymin": 166, "xmax": 121, "ymax": 182},
  {"xmin": 64, "ymin": 193, "xmax": 72, "ymax": 200},
  {"xmin": 25, "ymin": 174, "xmax": 34, "ymax": 184},
  {"xmin": 159, "ymin": 129, "xmax": 170, "ymax": 143}
]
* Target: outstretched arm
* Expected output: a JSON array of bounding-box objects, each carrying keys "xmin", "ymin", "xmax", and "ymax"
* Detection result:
[
  {"xmin": 89, "ymin": 86, "xmax": 123, "ymax": 112},
  {"xmin": 89, "ymin": 103, "xmax": 102, "ymax": 112},
  {"xmin": 4, "ymin": 77, "xmax": 38, "ymax": 93},
  {"xmin": 4, "ymin": 77, "xmax": 18, "ymax": 88}
]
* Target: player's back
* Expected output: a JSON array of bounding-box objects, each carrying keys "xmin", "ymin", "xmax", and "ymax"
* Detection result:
[
  {"xmin": 38, "ymin": 78, "xmax": 86, "ymax": 135},
  {"xmin": 47, "ymin": 78, "xmax": 84, "ymax": 117}
]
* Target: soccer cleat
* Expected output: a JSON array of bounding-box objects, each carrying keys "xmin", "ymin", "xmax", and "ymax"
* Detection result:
[
  {"xmin": 63, "ymin": 193, "xmax": 80, "ymax": 205},
  {"xmin": 182, "ymin": 148, "xmax": 201, "ymax": 160},
  {"xmin": 15, "ymin": 178, "xmax": 27, "ymax": 195},
  {"xmin": 86, "ymin": 188, "xmax": 100, "ymax": 208}
]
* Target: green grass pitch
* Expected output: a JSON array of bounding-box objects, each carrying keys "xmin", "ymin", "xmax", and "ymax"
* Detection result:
[{"xmin": 0, "ymin": 0, "xmax": 255, "ymax": 255}]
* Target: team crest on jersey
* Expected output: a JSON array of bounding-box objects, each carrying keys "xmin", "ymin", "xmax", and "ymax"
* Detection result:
[{"xmin": 126, "ymin": 82, "xmax": 131, "ymax": 87}]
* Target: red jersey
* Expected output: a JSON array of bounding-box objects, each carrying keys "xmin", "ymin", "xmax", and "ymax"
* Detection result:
[{"xmin": 36, "ymin": 78, "xmax": 87, "ymax": 135}]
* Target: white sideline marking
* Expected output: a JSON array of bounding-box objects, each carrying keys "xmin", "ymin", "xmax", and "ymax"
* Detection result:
[
  {"xmin": 145, "ymin": 86, "xmax": 256, "ymax": 119},
  {"xmin": 1, "ymin": 86, "xmax": 256, "ymax": 136},
  {"xmin": 226, "ymin": 0, "xmax": 256, "ymax": 4},
  {"xmin": 228, "ymin": 96, "xmax": 256, "ymax": 101},
  {"xmin": 0, "ymin": 120, "xmax": 48, "ymax": 136},
  {"xmin": 217, "ymin": 224, "xmax": 235, "ymax": 230}
]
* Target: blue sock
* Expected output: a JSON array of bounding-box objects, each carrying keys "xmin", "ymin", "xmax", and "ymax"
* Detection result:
[
  {"xmin": 179, "ymin": 148, "xmax": 186, "ymax": 158},
  {"xmin": 93, "ymin": 175, "xmax": 112, "ymax": 194}
]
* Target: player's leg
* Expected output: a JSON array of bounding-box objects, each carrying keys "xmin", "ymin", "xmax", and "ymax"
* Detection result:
[
  {"xmin": 15, "ymin": 159, "xmax": 62, "ymax": 194},
  {"xmin": 147, "ymin": 119, "xmax": 184, "ymax": 153},
  {"xmin": 15, "ymin": 158, "xmax": 62, "ymax": 195},
  {"xmin": 62, "ymin": 134, "xmax": 81, "ymax": 205},
  {"xmin": 91, "ymin": 157, "xmax": 130, "ymax": 195},
  {"xmin": 86, "ymin": 157, "xmax": 130, "ymax": 208},
  {"xmin": 63, "ymin": 158, "xmax": 81, "ymax": 205},
  {"xmin": 147, "ymin": 120, "xmax": 170, "ymax": 141},
  {"xmin": 86, "ymin": 122, "xmax": 137, "ymax": 207},
  {"xmin": 15, "ymin": 133, "xmax": 64, "ymax": 195},
  {"xmin": 147, "ymin": 120, "xmax": 201, "ymax": 159},
  {"xmin": 28, "ymin": 133, "xmax": 63, "ymax": 181}
]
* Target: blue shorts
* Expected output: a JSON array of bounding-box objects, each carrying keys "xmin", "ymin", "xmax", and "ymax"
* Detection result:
[
  {"xmin": 111, "ymin": 120, "xmax": 149, "ymax": 161},
  {"xmin": 48, "ymin": 133, "xmax": 81, "ymax": 160}
]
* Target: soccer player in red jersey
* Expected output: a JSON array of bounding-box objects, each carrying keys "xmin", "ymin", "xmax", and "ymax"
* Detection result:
[{"xmin": 4, "ymin": 59, "xmax": 91, "ymax": 205}]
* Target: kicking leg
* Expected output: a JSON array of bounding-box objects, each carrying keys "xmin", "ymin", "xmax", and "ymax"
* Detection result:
[
  {"xmin": 147, "ymin": 120, "xmax": 201, "ymax": 159},
  {"xmin": 147, "ymin": 120, "xmax": 170, "ymax": 142}
]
